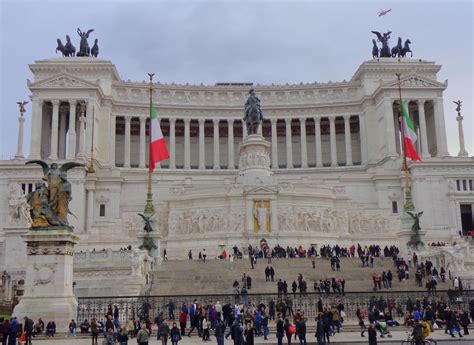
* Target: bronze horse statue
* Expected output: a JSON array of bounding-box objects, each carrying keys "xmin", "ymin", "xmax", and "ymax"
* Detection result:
[
  {"xmin": 401, "ymin": 39, "xmax": 413, "ymax": 58},
  {"xmin": 391, "ymin": 37, "xmax": 403, "ymax": 57},
  {"xmin": 56, "ymin": 37, "xmax": 75, "ymax": 57},
  {"xmin": 372, "ymin": 39, "xmax": 379, "ymax": 58}
]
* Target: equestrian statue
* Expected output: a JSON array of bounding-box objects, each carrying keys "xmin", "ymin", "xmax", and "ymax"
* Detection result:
[{"xmin": 243, "ymin": 88, "xmax": 264, "ymax": 135}]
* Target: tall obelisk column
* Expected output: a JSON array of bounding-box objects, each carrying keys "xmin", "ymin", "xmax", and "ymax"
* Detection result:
[
  {"xmin": 454, "ymin": 100, "xmax": 468, "ymax": 157},
  {"xmin": 14, "ymin": 101, "xmax": 28, "ymax": 160}
]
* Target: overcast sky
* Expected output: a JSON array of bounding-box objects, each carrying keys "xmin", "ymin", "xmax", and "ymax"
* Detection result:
[{"xmin": 1, "ymin": 0, "xmax": 472, "ymax": 159}]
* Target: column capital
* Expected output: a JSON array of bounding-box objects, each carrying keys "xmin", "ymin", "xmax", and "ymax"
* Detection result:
[
  {"xmin": 270, "ymin": 118, "xmax": 278, "ymax": 124},
  {"xmin": 198, "ymin": 118, "xmax": 206, "ymax": 125},
  {"xmin": 328, "ymin": 115, "xmax": 336, "ymax": 123},
  {"xmin": 139, "ymin": 116, "xmax": 147, "ymax": 124},
  {"xmin": 183, "ymin": 118, "xmax": 191, "ymax": 124},
  {"xmin": 343, "ymin": 114, "xmax": 351, "ymax": 121},
  {"xmin": 68, "ymin": 99, "xmax": 77, "ymax": 106},
  {"xmin": 213, "ymin": 118, "xmax": 220, "ymax": 125},
  {"xmin": 416, "ymin": 99, "xmax": 426, "ymax": 106},
  {"xmin": 314, "ymin": 116, "xmax": 321, "ymax": 123},
  {"xmin": 169, "ymin": 117, "xmax": 176, "ymax": 124},
  {"xmin": 51, "ymin": 99, "xmax": 60, "ymax": 106},
  {"xmin": 124, "ymin": 115, "xmax": 132, "ymax": 122},
  {"xmin": 284, "ymin": 117, "xmax": 292, "ymax": 124},
  {"xmin": 299, "ymin": 117, "xmax": 306, "ymax": 123}
]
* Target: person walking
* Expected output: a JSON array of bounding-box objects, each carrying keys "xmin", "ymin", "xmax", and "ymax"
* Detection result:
[
  {"xmin": 276, "ymin": 316, "xmax": 284, "ymax": 345},
  {"xmin": 244, "ymin": 322, "xmax": 255, "ymax": 345},
  {"xmin": 214, "ymin": 319, "xmax": 225, "ymax": 345},
  {"xmin": 90, "ymin": 318, "xmax": 99, "ymax": 345},
  {"xmin": 136, "ymin": 324, "xmax": 150, "ymax": 345},
  {"xmin": 158, "ymin": 320, "xmax": 170, "ymax": 345},
  {"xmin": 368, "ymin": 323, "xmax": 377, "ymax": 345},
  {"xmin": 23, "ymin": 317, "xmax": 34, "ymax": 345},
  {"xmin": 179, "ymin": 310, "xmax": 187, "ymax": 336},
  {"xmin": 284, "ymin": 318, "xmax": 294, "ymax": 345},
  {"xmin": 170, "ymin": 322, "xmax": 181, "ymax": 345},
  {"xmin": 296, "ymin": 318, "xmax": 306, "ymax": 345},
  {"xmin": 117, "ymin": 327, "xmax": 129, "ymax": 345}
]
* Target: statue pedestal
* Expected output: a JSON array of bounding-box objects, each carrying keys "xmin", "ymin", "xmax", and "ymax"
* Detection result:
[
  {"xmin": 397, "ymin": 214, "xmax": 426, "ymax": 259},
  {"xmin": 238, "ymin": 134, "xmax": 274, "ymax": 185},
  {"xmin": 13, "ymin": 228, "xmax": 79, "ymax": 332},
  {"xmin": 137, "ymin": 231, "xmax": 161, "ymax": 267}
]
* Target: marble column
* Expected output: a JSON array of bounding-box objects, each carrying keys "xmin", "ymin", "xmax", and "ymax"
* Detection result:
[
  {"xmin": 67, "ymin": 100, "xmax": 76, "ymax": 160},
  {"xmin": 85, "ymin": 101, "xmax": 93, "ymax": 157},
  {"xmin": 343, "ymin": 115, "xmax": 353, "ymax": 166},
  {"xmin": 109, "ymin": 114, "xmax": 116, "ymax": 167},
  {"xmin": 359, "ymin": 113, "xmax": 368, "ymax": 164},
  {"xmin": 169, "ymin": 118, "xmax": 176, "ymax": 169},
  {"xmin": 29, "ymin": 98, "xmax": 43, "ymax": 159},
  {"xmin": 49, "ymin": 100, "xmax": 60, "ymax": 160},
  {"xmin": 434, "ymin": 98, "xmax": 450, "ymax": 157},
  {"xmin": 285, "ymin": 118, "xmax": 293, "ymax": 168},
  {"xmin": 198, "ymin": 119, "xmax": 205, "ymax": 170},
  {"xmin": 213, "ymin": 119, "xmax": 220, "ymax": 169},
  {"xmin": 383, "ymin": 98, "xmax": 397, "ymax": 156},
  {"xmin": 227, "ymin": 119, "xmax": 234, "ymax": 169},
  {"xmin": 58, "ymin": 107, "xmax": 68, "ymax": 160},
  {"xmin": 329, "ymin": 116, "xmax": 338, "ymax": 167},
  {"xmin": 139, "ymin": 117, "xmax": 146, "ymax": 168},
  {"xmin": 315, "ymin": 117, "xmax": 322, "ymax": 167},
  {"xmin": 77, "ymin": 106, "xmax": 86, "ymax": 159},
  {"xmin": 184, "ymin": 118, "xmax": 191, "ymax": 169},
  {"xmin": 123, "ymin": 115, "xmax": 131, "ymax": 168},
  {"xmin": 271, "ymin": 118, "xmax": 278, "ymax": 169},
  {"xmin": 14, "ymin": 111, "xmax": 26, "ymax": 160},
  {"xmin": 456, "ymin": 112, "xmax": 469, "ymax": 157},
  {"xmin": 416, "ymin": 99, "xmax": 430, "ymax": 158},
  {"xmin": 299, "ymin": 117, "xmax": 308, "ymax": 168}
]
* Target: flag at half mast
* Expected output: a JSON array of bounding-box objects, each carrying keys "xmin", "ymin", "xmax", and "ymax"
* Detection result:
[
  {"xmin": 149, "ymin": 105, "xmax": 169, "ymax": 171},
  {"xmin": 401, "ymin": 101, "xmax": 421, "ymax": 161}
]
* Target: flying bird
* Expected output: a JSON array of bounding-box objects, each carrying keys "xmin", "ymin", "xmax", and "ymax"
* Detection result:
[{"xmin": 378, "ymin": 8, "xmax": 391, "ymax": 16}]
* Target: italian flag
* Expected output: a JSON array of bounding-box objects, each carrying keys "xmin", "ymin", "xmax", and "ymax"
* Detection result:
[
  {"xmin": 401, "ymin": 102, "xmax": 421, "ymax": 161},
  {"xmin": 149, "ymin": 105, "xmax": 169, "ymax": 171}
]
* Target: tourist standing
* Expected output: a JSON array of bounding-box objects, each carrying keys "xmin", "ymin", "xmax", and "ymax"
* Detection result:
[
  {"xmin": 136, "ymin": 325, "xmax": 150, "ymax": 345},
  {"xmin": 170, "ymin": 322, "xmax": 181, "ymax": 345},
  {"xmin": 202, "ymin": 249, "xmax": 207, "ymax": 263},
  {"xmin": 179, "ymin": 310, "xmax": 187, "ymax": 336},
  {"xmin": 23, "ymin": 317, "xmax": 34, "ymax": 345},
  {"xmin": 90, "ymin": 318, "xmax": 99, "ymax": 345},
  {"xmin": 104, "ymin": 328, "xmax": 115, "ymax": 345},
  {"xmin": 276, "ymin": 316, "xmax": 284, "ymax": 345},
  {"xmin": 214, "ymin": 319, "xmax": 225, "ymax": 345},
  {"xmin": 296, "ymin": 317, "xmax": 306, "ymax": 345},
  {"xmin": 244, "ymin": 322, "xmax": 255, "ymax": 345},
  {"xmin": 158, "ymin": 320, "xmax": 170, "ymax": 345},
  {"xmin": 368, "ymin": 323, "xmax": 377, "ymax": 345},
  {"xmin": 117, "ymin": 327, "xmax": 129, "ymax": 345},
  {"xmin": 68, "ymin": 319, "xmax": 77, "ymax": 337}
]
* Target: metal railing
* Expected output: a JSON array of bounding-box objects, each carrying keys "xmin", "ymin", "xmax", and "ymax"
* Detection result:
[{"xmin": 77, "ymin": 289, "xmax": 473, "ymax": 323}]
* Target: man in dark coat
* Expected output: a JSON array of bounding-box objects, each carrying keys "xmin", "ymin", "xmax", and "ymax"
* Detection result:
[
  {"xmin": 24, "ymin": 317, "xmax": 34, "ymax": 345},
  {"xmin": 368, "ymin": 323, "xmax": 377, "ymax": 345}
]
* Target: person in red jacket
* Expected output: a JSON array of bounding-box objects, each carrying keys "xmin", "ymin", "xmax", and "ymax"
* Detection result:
[{"xmin": 179, "ymin": 311, "xmax": 187, "ymax": 336}]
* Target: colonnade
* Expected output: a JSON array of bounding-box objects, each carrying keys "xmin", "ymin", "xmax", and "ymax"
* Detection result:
[
  {"xmin": 29, "ymin": 99, "xmax": 92, "ymax": 160},
  {"xmin": 113, "ymin": 114, "xmax": 366, "ymax": 169}
]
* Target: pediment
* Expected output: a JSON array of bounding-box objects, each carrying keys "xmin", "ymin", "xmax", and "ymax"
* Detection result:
[
  {"xmin": 28, "ymin": 73, "xmax": 97, "ymax": 89},
  {"xmin": 382, "ymin": 75, "xmax": 447, "ymax": 89},
  {"xmin": 245, "ymin": 185, "xmax": 278, "ymax": 195}
]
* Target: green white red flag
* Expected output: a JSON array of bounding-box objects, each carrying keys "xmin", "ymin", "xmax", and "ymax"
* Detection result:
[
  {"xmin": 149, "ymin": 105, "xmax": 169, "ymax": 171},
  {"xmin": 401, "ymin": 101, "xmax": 421, "ymax": 161}
]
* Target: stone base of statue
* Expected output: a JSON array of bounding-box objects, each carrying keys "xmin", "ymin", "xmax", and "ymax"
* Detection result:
[
  {"xmin": 397, "ymin": 214, "xmax": 426, "ymax": 259},
  {"xmin": 13, "ymin": 228, "xmax": 79, "ymax": 332},
  {"xmin": 238, "ymin": 134, "xmax": 274, "ymax": 185},
  {"xmin": 137, "ymin": 230, "xmax": 161, "ymax": 267}
]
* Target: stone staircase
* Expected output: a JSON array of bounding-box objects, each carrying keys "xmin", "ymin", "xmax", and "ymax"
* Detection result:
[{"xmin": 150, "ymin": 257, "xmax": 450, "ymax": 295}]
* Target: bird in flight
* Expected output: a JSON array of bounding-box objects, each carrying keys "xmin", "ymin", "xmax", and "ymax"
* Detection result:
[{"xmin": 378, "ymin": 8, "xmax": 391, "ymax": 16}]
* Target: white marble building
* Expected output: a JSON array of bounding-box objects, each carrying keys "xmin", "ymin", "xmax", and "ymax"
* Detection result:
[{"xmin": 1, "ymin": 57, "xmax": 474, "ymax": 278}]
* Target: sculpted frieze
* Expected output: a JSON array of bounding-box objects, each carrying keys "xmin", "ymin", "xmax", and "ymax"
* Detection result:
[
  {"xmin": 168, "ymin": 208, "xmax": 244, "ymax": 236},
  {"xmin": 8, "ymin": 184, "xmax": 32, "ymax": 225},
  {"xmin": 278, "ymin": 206, "xmax": 347, "ymax": 233},
  {"xmin": 347, "ymin": 211, "xmax": 399, "ymax": 234}
]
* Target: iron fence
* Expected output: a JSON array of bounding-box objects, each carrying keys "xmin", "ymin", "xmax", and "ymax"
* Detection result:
[{"xmin": 77, "ymin": 289, "xmax": 473, "ymax": 324}]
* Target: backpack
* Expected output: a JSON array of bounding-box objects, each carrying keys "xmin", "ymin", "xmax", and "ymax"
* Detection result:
[{"xmin": 288, "ymin": 325, "xmax": 295, "ymax": 334}]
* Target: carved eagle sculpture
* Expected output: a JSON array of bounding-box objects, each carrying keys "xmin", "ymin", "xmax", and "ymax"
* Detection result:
[{"xmin": 137, "ymin": 213, "xmax": 155, "ymax": 233}]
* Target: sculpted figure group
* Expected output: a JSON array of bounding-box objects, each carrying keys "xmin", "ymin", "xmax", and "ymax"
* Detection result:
[
  {"xmin": 25, "ymin": 160, "xmax": 85, "ymax": 229},
  {"xmin": 371, "ymin": 31, "xmax": 412, "ymax": 58},
  {"xmin": 56, "ymin": 28, "xmax": 99, "ymax": 57}
]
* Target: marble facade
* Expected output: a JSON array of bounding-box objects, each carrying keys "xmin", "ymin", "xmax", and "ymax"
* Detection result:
[{"xmin": 1, "ymin": 57, "xmax": 474, "ymax": 284}]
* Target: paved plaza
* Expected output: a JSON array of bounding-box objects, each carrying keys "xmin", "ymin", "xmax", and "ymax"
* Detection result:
[{"xmin": 28, "ymin": 330, "xmax": 474, "ymax": 344}]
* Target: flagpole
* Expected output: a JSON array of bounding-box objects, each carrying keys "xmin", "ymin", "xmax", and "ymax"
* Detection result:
[
  {"xmin": 144, "ymin": 72, "xmax": 155, "ymax": 216},
  {"xmin": 395, "ymin": 73, "xmax": 415, "ymax": 212}
]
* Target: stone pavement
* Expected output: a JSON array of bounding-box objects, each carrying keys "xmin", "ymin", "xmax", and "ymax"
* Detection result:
[{"xmin": 30, "ymin": 329, "xmax": 472, "ymax": 344}]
